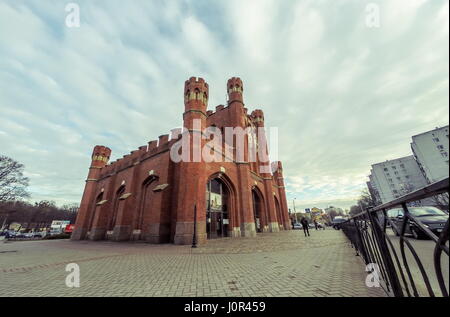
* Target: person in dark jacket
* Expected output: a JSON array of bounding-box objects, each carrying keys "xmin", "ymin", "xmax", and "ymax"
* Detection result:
[{"xmin": 300, "ymin": 217, "xmax": 310, "ymax": 237}]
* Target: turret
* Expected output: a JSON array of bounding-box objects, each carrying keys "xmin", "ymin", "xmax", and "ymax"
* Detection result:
[
  {"xmin": 251, "ymin": 109, "xmax": 265, "ymax": 127},
  {"xmin": 72, "ymin": 145, "xmax": 111, "ymax": 241},
  {"xmin": 184, "ymin": 77, "xmax": 208, "ymax": 113},
  {"xmin": 91, "ymin": 145, "xmax": 111, "ymax": 168},
  {"xmin": 174, "ymin": 77, "xmax": 209, "ymax": 245},
  {"xmin": 183, "ymin": 77, "xmax": 209, "ymax": 137},
  {"xmin": 272, "ymin": 161, "xmax": 283, "ymax": 175},
  {"xmin": 227, "ymin": 77, "xmax": 243, "ymax": 105}
]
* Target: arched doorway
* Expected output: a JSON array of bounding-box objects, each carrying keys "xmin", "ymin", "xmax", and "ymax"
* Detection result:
[
  {"xmin": 252, "ymin": 188, "xmax": 264, "ymax": 233},
  {"xmin": 206, "ymin": 178, "xmax": 229, "ymax": 239}
]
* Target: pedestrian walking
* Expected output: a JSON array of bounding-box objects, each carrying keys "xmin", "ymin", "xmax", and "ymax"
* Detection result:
[
  {"xmin": 300, "ymin": 217, "xmax": 310, "ymax": 237},
  {"xmin": 314, "ymin": 220, "xmax": 318, "ymax": 230}
]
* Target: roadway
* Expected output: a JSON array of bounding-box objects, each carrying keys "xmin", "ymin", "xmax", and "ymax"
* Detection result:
[{"xmin": 385, "ymin": 229, "xmax": 449, "ymax": 297}]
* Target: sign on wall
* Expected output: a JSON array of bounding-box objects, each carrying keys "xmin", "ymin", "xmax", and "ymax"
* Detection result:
[{"xmin": 210, "ymin": 193, "xmax": 222, "ymax": 210}]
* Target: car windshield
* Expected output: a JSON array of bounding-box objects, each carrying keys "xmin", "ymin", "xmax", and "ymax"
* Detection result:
[{"xmin": 409, "ymin": 207, "xmax": 447, "ymax": 217}]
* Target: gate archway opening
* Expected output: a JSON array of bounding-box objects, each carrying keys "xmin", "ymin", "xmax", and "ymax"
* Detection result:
[{"xmin": 206, "ymin": 178, "xmax": 230, "ymax": 239}]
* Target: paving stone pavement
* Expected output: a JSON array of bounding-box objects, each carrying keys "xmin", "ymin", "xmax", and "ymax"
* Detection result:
[{"xmin": 0, "ymin": 229, "xmax": 386, "ymax": 297}]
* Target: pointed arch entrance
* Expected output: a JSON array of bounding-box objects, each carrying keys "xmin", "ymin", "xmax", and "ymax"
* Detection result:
[
  {"xmin": 252, "ymin": 187, "xmax": 265, "ymax": 233},
  {"xmin": 206, "ymin": 177, "xmax": 231, "ymax": 239}
]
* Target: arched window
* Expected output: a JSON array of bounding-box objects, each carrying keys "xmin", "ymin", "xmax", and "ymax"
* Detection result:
[
  {"xmin": 88, "ymin": 192, "xmax": 103, "ymax": 231},
  {"xmin": 109, "ymin": 186, "xmax": 125, "ymax": 231},
  {"xmin": 274, "ymin": 196, "xmax": 282, "ymax": 226},
  {"xmin": 252, "ymin": 187, "xmax": 265, "ymax": 232},
  {"xmin": 137, "ymin": 177, "xmax": 157, "ymax": 231}
]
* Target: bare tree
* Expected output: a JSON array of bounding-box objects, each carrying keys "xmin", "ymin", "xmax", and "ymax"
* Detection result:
[
  {"xmin": 0, "ymin": 156, "xmax": 29, "ymax": 202},
  {"xmin": 430, "ymin": 192, "xmax": 449, "ymax": 212},
  {"xmin": 349, "ymin": 205, "xmax": 362, "ymax": 217},
  {"xmin": 358, "ymin": 188, "xmax": 377, "ymax": 210}
]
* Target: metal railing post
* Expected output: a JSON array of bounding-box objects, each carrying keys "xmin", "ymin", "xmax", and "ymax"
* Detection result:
[{"xmin": 367, "ymin": 208, "xmax": 405, "ymax": 297}]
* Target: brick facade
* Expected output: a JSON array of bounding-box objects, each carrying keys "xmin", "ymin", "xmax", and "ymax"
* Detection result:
[{"xmin": 71, "ymin": 77, "xmax": 291, "ymax": 245}]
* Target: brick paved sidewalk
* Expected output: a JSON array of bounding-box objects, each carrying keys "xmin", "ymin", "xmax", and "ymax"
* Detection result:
[{"xmin": 0, "ymin": 229, "xmax": 386, "ymax": 297}]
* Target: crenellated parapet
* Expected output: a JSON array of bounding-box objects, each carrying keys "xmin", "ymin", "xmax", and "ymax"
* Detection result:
[{"xmin": 97, "ymin": 131, "xmax": 177, "ymax": 179}]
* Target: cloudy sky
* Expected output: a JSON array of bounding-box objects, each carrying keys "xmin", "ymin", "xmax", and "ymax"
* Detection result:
[{"xmin": 0, "ymin": 0, "xmax": 448, "ymax": 211}]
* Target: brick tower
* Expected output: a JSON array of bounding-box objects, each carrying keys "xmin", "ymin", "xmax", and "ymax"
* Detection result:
[{"xmin": 72, "ymin": 145, "xmax": 111, "ymax": 240}]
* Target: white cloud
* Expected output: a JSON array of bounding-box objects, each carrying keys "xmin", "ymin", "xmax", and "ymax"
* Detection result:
[{"xmin": 0, "ymin": 0, "xmax": 448, "ymax": 210}]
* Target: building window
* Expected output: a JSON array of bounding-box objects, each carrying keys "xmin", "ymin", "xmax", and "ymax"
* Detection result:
[
  {"xmin": 437, "ymin": 145, "xmax": 444, "ymax": 150},
  {"xmin": 394, "ymin": 171, "xmax": 399, "ymax": 175},
  {"xmin": 393, "ymin": 190, "xmax": 398, "ymax": 194},
  {"xmin": 441, "ymin": 152, "xmax": 448, "ymax": 158},
  {"xmin": 433, "ymin": 137, "xmax": 440, "ymax": 142},
  {"xmin": 392, "ymin": 166, "xmax": 397, "ymax": 170},
  {"xmin": 388, "ymin": 178, "xmax": 393, "ymax": 182},
  {"xmin": 397, "ymin": 177, "xmax": 401, "ymax": 181},
  {"xmin": 384, "ymin": 168, "xmax": 388, "ymax": 171},
  {"xmin": 405, "ymin": 175, "xmax": 410, "ymax": 179},
  {"xmin": 400, "ymin": 164, "xmax": 405, "ymax": 169}
]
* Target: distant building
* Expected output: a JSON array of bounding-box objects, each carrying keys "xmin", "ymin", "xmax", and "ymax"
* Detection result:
[
  {"xmin": 367, "ymin": 175, "xmax": 382, "ymax": 205},
  {"xmin": 368, "ymin": 156, "xmax": 428, "ymax": 205},
  {"xmin": 411, "ymin": 125, "xmax": 449, "ymax": 183}
]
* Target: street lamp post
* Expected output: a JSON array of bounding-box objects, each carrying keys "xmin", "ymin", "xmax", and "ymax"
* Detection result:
[
  {"xmin": 192, "ymin": 204, "xmax": 197, "ymax": 248},
  {"xmin": 293, "ymin": 198, "xmax": 298, "ymax": 222}
]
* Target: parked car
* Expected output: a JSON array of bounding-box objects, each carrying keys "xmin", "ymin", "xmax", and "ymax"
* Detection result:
[
  {"xmin": 49, "ymin": 230, "xmax": 62, "ymax": 236},
  {"xmin": 33, "ymin": 232, "xmax": 44, "ymax": 238},
  {"xmin": 331, "ymin": 218, "xmax": 347, "ymax": 229},
  {"xmin": 387, "ymin": 206, "xmax": 448, "ymax": 239},
  {"xmin": 293, "ymin": 222, "xmax": 303, "ymax": 230}
]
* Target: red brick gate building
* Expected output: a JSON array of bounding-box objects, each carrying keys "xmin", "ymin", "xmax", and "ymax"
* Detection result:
[{"xmin": 71, "ymin": 77, "xmax": 290, "ymax": 245}]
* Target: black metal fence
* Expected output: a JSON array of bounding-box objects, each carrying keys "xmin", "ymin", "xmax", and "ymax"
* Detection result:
[{"xmin": 339, "ymin": 178, "xmax": 449, "ymax": 297}]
